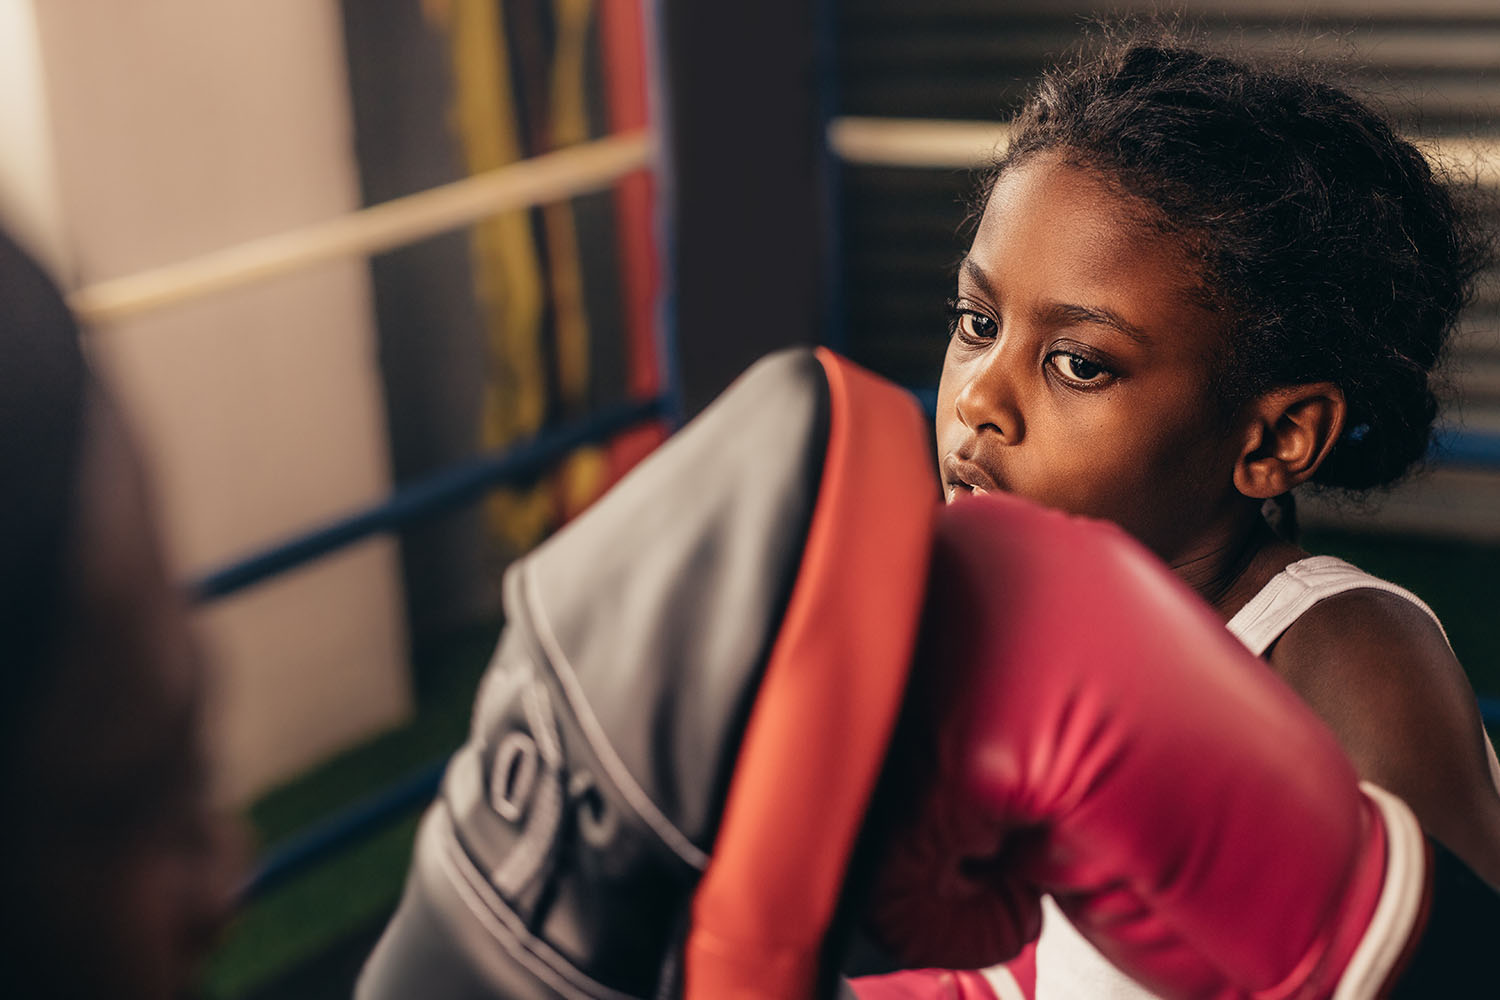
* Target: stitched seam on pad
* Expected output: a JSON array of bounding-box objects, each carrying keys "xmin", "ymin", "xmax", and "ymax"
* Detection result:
[
  {"xmin": 522, "ymin": 562, "xmax": 710, "ymax": 871},
  {"xmin": 486, "ymin": 667, "xmax": 566, "ymax": 894},
  {"xmin": 434, "ymin": 806, "xmax": 636, "ymax": 1000}
]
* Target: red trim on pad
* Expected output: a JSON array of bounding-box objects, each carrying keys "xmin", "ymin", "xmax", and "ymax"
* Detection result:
[{"xmin": 685, "ymin": 349, "xmax": 940, "ymax": 999}]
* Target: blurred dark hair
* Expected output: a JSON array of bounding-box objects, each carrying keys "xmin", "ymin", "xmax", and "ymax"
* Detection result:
[
  {"xmin": 0, "ymin": 232, "xmax": 89, "ymax": 776},
  {"xmin": 982, "ymin": 29, "xmax": 1492, "ymax": 492}
]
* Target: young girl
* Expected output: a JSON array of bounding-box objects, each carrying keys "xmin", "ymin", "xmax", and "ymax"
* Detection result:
[{"xmin": 928, "ymin": 33, "xmax": 1500, "ymax": 998}]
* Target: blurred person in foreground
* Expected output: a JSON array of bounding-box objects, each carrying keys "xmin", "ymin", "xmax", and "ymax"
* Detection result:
[{"xmin": 0, "ymin": 232, "xmax": 241, "ymax": 999}]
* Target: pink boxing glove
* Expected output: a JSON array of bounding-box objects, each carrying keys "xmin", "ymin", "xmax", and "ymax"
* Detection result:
[{"xmin": 863, "ymin": 492, "xmax": 1428, "ymax": 999}]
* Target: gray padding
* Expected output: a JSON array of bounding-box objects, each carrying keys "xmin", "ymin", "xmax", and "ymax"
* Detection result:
[
  {"xmin": 359, "ymin": 349, "xmax": 832, "ymax": 999},
  {"xmin": 524, "ymin": 347, "xmax": 828, "ymax": 847},
  {"xmin": 357, "ymin": 810, "xmax": 627, "ymax": 1000}
]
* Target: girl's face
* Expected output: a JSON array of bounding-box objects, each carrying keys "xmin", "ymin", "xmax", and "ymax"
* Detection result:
[{"xmin": 936, "ymin": 152, "xmax": 1250, "ymax": 563}]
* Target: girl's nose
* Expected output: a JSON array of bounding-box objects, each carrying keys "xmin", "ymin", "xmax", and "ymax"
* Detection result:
[{"xmin": 952, "ymin": 347, "xmax": 1024, "ymax": 443}]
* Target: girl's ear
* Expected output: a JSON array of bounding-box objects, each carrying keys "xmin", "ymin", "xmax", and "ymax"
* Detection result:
[{"xmin": 1233, "ymin": 383, "xmax": 1346, "ymax": 500}]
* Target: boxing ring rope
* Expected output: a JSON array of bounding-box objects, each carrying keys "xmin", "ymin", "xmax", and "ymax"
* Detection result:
[
  {"xmin": 241, "ymin": 758, "xmax": 449, "ymax": 901},
  {"xmin": 827, "ymin": 115, "xmax": 1500, "ymax": 187},
  {"xmin": 67, "ymin": 131, "xmax": 653, "ymax": 325},
  {"xmin": 65, "ymin": 122, "xmax": 1500, "ymax": 903},
  {"xmin": 906, "ymin": 388, "xmax": 1500, "ymax": 471},
  {"xmin": 251, "ymin": 688, "xmax": 1500, "ymax": 903},
  {"xmin": 224, "ymin": 394, "xmax": 661, "ymax": 897},
  {"xmin": 193, "ymin": 395, "xmax": 666, "ymax": 601},
  {"xmin": 827, "ymin": 116, "xmax": 1015, "ymax": 170},
  {"xmin": 239, "ymin": 420, "xmax": 1500, "ymax": 900}
]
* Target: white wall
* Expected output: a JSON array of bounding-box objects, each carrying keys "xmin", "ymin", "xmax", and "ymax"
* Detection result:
[
  {"xmin": 0, "ymin": 0, "xmax": 68, "ymax": 276},
  {"xmin": 21, "ymin": 0, "xmax": 412, "ymax": 802}
]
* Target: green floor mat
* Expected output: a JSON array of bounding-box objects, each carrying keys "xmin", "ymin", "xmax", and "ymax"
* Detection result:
[{"xmin": 200, "ymin": 622, "xmax": 500, "ymax": 999}]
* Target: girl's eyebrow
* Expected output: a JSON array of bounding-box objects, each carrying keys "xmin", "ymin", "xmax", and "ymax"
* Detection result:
[
  {"xmin": 959, "ymin": 257, "xmax": 999, "ymax": 301},
  {"xmin": 961, "ymin": 257, "xmax": 1150, "ymax": 345},
  {"xmin": 1047, "ymin": 303, "xmax": 1151, "ymax": 345}
]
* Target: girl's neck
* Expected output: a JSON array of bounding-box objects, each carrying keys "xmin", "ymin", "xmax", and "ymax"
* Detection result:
[{"xmin": 1169, "ymin": 515, "xmax": 1305, "ymax": 622}]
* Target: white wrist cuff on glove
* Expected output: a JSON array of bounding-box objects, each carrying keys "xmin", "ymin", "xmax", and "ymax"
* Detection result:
[{"xmin": 1334, "ymin": 783, "xmax": 1428, "ymax": 1000}]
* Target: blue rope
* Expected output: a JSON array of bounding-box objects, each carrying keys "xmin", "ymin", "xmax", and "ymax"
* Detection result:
[
  {"xmin": 223, "ymin": 387, "xmax": 1500, "ymax": 902},
  {"xmin": 241, "ymin": 701, "xmax": 1500, "ymax": 902},
  {"xmin": 1433, "ymin": 427, "xmax": 1500, "ymax": 468},
  {"xmin": 193, "ymin": 396, "xmax": 667, "ymax": 602},
  {"xmin": 642, "ymin": 0, "xmax": 685, "ymax": 431},
  {"xmin": 911, "ymin": 387, "xmax": 1500, "ymax": 470},
  {"xmin": 1481, "ymin": 697, "xmax": 1500, "ymax": 728},
  {"xmin": 240, "ymin": 757, "xmax": 448, "ymax": 901},
  {"xmin": 242, "ymin": 702, "xmax": 1500, "ymax": 904}
]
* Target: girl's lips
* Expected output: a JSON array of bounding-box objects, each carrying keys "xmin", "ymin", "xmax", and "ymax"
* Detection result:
[{"xmin": 942, "ymin": 455, "xmax": 1001, "ymax": 501}]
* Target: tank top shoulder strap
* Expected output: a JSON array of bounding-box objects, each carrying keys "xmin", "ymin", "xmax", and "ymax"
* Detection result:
[
  {"xmin": 1227, "ymin": 554, "xmax": 1500, "ymax": 800},
  {"xmin": 1225, "ymin": 555, "xmax": 1450, "ymax": 657}
]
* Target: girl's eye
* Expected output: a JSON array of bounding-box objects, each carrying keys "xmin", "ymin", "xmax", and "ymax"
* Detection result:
[
  {"xmin": 1048, "ymin": 351, "xmax": 1112, "ymax": 386},
  {"xmin": 958, "ymin": 312, "xmax": 996, "ymax": 340},
  {"xmin": 946, "ymin": 302, "xmax": 997, "ymax": 343}
]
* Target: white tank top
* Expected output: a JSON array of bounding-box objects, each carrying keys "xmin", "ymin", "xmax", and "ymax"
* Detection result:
[{"xmin": 993, "ymin": 556, "xmax": 1500, "ymax": 1000}]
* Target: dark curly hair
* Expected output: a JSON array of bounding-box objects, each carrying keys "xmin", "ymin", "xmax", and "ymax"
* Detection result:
[{"xmin": 983, "ymin": 33, "xmax": 1491, "ymax": 491}]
